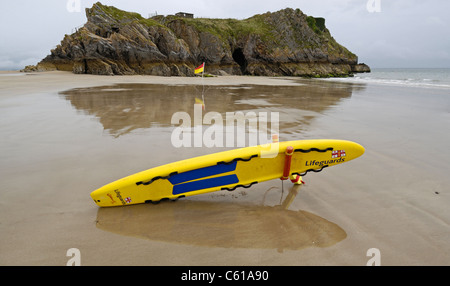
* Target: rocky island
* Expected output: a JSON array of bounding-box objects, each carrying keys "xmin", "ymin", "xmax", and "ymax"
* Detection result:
[{"xmin": 23, "ymin": 2, "xmax": 370, "ymax": 77}]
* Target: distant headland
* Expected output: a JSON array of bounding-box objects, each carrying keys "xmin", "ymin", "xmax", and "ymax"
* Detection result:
[{"xmin": 22, "ymin": 2, "xmax": 370, "ymax": 77}]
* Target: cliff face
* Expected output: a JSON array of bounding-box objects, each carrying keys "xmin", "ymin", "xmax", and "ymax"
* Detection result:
[{"xmin": 26, "ymin": 2, "xmax": 370, "ymax": 76}]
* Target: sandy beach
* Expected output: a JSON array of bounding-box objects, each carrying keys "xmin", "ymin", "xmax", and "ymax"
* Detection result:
[{"xmin": 0, "ymin": 71, "xmax": 449, "ymax": 266}]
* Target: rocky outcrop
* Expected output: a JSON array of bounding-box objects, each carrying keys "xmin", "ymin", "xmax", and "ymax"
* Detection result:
[
  {"xmin": 24, "ymin": 2, "xmax": 370, "ymax": 77},
  {"xmin": 351, "ymin": 63, "xmax": 371, "ymax": 73}
]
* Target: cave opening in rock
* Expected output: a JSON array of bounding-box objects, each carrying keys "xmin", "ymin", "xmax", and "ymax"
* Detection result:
[
  {"xmin": 232, "ymin": 48, "xmax": 248, "ymax": 75},
  {"xmin": 83, "ymin": 59, "xmax": 88, "ymax": 74}
]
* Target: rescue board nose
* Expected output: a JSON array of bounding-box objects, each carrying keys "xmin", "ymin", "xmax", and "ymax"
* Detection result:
[{"xmin": 350, "ymin": 141, "xmax": 365, "ymax": 160}]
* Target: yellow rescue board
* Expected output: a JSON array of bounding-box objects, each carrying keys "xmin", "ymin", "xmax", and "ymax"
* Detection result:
[{"xmin": 91, "ymin": 140, "xmax": 364, "ymax": 207}]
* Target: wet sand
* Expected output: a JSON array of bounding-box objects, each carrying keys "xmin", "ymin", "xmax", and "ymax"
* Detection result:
[{"xmin": 1, "ymin": 71, "xmax": 449, "ymax": 265}]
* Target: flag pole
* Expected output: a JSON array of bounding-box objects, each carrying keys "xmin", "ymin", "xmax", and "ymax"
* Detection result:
[{"xmin": 201, "ymin": 62, "xmax": 205, "ymax": 109}]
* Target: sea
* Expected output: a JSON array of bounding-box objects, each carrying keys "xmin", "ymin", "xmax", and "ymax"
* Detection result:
[{"xmin": 322, "ymin": 68, "xmax": 450, "ymax": 90}]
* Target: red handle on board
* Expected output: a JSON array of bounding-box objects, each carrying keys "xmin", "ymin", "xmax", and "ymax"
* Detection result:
[{"xmin": 281, "ymin": 146, "xmax": 294, "ymax": 180}]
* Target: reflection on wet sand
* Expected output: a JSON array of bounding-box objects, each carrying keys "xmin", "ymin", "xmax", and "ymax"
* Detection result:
[
  {"xmin": 66, "ymin": 80, "xmax": 357, "ymax": 251},
  {"xmin": 61, "ymin": 81, "xmax": 364, "ymax": 137},
  {"xmin": 96, "ymin": 185, "xmax": 347, "ymax": 251}
]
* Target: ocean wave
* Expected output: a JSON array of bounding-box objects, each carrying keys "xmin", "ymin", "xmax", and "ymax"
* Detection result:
[
  {"xmin": 321, "ymin": 76, "xmax": 450, "ymax": 89},
  {"xmin": 319, "ymin": 68, "xmax": 450, "ymax": 90}
]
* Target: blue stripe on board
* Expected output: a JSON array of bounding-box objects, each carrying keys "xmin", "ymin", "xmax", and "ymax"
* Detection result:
[
  {"xmin": 172, "ymin": 174, "xmax": 239, "ymax": 195},
  {"xmin": 168, "ymin": 161, "xmax": 237, "ymax": 185}
]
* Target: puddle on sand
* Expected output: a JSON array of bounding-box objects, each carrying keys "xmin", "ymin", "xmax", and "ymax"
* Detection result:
[{"xmin": 60, "ymin": 82, "xmax": 363, "ymax": 138}]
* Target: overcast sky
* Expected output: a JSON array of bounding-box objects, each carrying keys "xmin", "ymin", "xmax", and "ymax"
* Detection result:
[{"xmin": 1, "ymin": 0, "xmax": 449, "ymax": 70}]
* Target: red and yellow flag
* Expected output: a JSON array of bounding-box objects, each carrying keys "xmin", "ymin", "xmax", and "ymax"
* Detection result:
[
  {"xmin": 195, "ymin": 97, "xmax": 205, "ymax": 110},
  {"xmin": 194, "ymin": 62, "xmax": 205, "ymax": 74}
]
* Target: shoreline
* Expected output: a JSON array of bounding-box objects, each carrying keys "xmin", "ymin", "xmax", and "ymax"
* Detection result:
[{"xmin": 0, "ymin": 71, "xmax": 308, "ymax": 98}]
